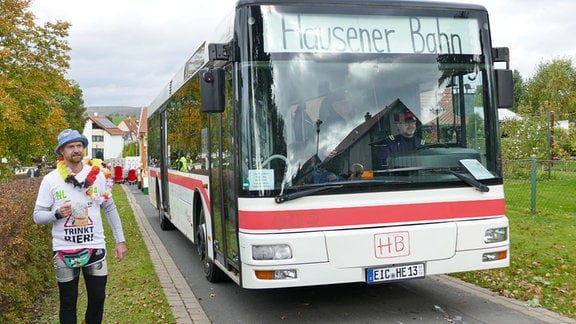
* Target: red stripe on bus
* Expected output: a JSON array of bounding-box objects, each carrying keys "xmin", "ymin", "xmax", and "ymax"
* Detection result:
[
  {"xmin": 238, "ymin": 199, "xmax": 505, "ymax": 230},
  {"xmin": 149, "ymin": 170, "xmax": 206, "ymax": 191},
  {"xmin": 167, "ymin": 173, "xmax": 204, "ymax": 188},
  {"xmin": 149, "ymin": 170, "xmax": 212, "ymax": 213}
]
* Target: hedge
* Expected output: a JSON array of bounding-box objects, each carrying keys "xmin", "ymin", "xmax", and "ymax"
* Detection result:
[{"xmin": 0, "ymin": 177, "xmax": 53, "ymax": 322}]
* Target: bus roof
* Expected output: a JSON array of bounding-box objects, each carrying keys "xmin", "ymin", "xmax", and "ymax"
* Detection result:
[{"xmin": 235, "ymin": 0, "xmax": 486, "ymax": 11}]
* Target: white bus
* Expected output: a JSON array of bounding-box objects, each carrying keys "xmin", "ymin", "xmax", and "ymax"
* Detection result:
[{"xmin": 147, "ymin": 0, "xmax": 513, "ymax": 289}]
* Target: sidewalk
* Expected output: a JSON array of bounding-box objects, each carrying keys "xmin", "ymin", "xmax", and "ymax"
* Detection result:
[{"xmin": 122, "ymin": 185, "xmax": 211, "ymax": 324}]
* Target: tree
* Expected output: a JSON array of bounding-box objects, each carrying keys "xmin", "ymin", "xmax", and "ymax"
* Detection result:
[
  {"xmin": 55, "ymin": 81, "xmax": 87, "ymax": 132},
  {"xmin": 511, "ymin": 69, "xmax": 525, "ymax": 112},
  {"xmin": 122, "ymin": 142, "xmax": 139, "ymax": 157},
  {"xmin": 521, "ymin": 58, "xmax": 576, "ymax": 115},
  {"xmin": 500, "ymin": 58, "xmax": 576, "ymax": 160},
  {"xmin": 0, "ymin": 0, "xmax": 72, "ymax": 178}
]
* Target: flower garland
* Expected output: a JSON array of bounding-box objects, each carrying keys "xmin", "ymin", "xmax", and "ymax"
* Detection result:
[{"xmin": 57, "ymin": 158, "xmax": 113, "ymax": 204}]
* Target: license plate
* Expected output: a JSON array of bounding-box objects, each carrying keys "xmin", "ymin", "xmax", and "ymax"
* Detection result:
[{"xmin": 366, "ymin": 263, "xmax": 425, "ymax": 283}]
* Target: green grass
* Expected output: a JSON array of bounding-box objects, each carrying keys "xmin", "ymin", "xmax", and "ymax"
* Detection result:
[
  {"xmin": 33, "ymin": 185, "xmax": 175, "ymax": 323},
  {"xmin": 453, "ymin": 175, "xmax": 576, "ymax": 319}
]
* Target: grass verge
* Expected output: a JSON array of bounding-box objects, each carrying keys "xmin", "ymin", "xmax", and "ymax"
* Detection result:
[
  {"xmin": 33, "ymin": 184, "xmax": 175, "ymax": 323},
  {"xmin": 453, "ymin": 177, "xmax": 576, "ymax": 319}
]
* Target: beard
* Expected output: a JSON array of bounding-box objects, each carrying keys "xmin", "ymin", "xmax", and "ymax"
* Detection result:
[{"xmin": 67, "ymin": 154, "xmax": 84, "ymax": 163}]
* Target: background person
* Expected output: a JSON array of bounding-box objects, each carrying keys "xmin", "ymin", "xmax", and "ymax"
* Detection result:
[
  {"xmin": 93, "ymin": 151, "xmax": 106, "ymax": 169},
  {"xmin": 177, "ymin": 154, "xmax": 189, "ymax": 172},
  {"xmin": 33, "ymin": 129, "xmax": 127, "ymax": 324}
]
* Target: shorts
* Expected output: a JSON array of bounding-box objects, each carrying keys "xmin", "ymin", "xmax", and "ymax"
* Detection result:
[{"xmin": 53, "ymin": 249, "xmax": 108, "ymax": 283}]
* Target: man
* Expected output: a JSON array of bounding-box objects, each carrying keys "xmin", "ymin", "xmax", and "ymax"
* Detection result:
[
  {"xmin": 378, "ymin": 109, "xmax": 425, "ymax": 167},
  {"xmin": 33, "ymin": 129, "xmax": 127, "ymax": 324},
  {"xmin": 178, "ymin": 154, "xmax": 188, "ymax": 172}
]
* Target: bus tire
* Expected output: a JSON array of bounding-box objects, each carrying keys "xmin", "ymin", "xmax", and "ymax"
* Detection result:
[
  {"xmin": 196, "ymin": 209, "xmax": 227, "ymax": 282},
  {"xmin": 159, "ymin": 210, "xmax": 175, "ymax": 230},
  {"xmin": 157, "ymin": 188, "xmax": 175, "ymax": 230}
]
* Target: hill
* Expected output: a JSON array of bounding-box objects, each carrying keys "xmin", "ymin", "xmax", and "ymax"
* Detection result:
[{"xmin": 85, "ymin": 106, "xmax": 142, "ymax": 118}]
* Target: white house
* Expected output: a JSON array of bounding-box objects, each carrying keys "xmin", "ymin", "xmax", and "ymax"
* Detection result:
[{"xmin": 83, "ymin": 114, "xmax": 126, "ymax": 159}]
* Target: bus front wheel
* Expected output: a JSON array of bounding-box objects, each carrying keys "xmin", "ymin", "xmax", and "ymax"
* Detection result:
[{"xmin": 196, "ymin": 209, "xmax": 227, "ymax": 282}]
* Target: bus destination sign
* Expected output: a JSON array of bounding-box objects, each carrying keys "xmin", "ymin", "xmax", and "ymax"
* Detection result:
[{"xmin": 262, "ymin": 7, "xmax": 481, "ymax": 55}]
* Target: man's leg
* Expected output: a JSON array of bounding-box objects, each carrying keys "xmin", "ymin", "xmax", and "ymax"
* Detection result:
[
  {"xmin": 84, "ymin": 274, "xmax": 107, "ymax": 324},
  {"xmin": 54, "ymin": 254, "xmax": 80, "ymax": 324},
  {"xmin": 58, "ymin": 276, "xmax": 80, "ymax": 323},
  {"xmin": 83, "ymin": 259, "xmax": 108, "ymax": 324}
]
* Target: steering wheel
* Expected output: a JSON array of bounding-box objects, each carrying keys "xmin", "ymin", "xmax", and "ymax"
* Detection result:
[
  {"xmin": 261, "ymin": 154, "xmax": 288, "ymax": 168},
  {"xmin": 416, "ymin": 142, "xmax": 449, "ymax": 150}
]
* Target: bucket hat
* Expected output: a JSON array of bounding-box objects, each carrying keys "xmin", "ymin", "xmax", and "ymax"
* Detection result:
[{"xmin": 55, "ymin": 129, "xmax": 88, "ymax": 155}]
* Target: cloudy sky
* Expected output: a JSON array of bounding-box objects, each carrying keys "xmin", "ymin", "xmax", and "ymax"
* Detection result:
[{"xmin": 31, "ymin": 0, "xmax": 576, "ymax": 108}]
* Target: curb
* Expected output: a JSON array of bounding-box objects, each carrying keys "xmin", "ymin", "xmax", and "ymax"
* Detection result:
[
  {"xmin": 123, "ymin": 186, "xmax": 211, "ymax": 324},
  {"xmin": 435, "ymin": 275, "xmax": 576, "ymax": 324}
]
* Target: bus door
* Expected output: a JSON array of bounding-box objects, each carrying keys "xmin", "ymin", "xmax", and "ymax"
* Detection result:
[
  {"xmin": 207, "ymin": 70, "xmax": 239, "ymax": 274},
  {"xmin": 159, "ymin": 109, "xmax": 170, "ymax": 213}
]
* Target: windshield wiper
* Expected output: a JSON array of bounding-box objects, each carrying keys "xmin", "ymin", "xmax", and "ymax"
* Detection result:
[
  {"xmin": 275, "ymin": 185, "xmax": 343, "ymax": 204},
  {"xmin": 376, "ymin": 166, "xmax": 489, "ymax": 192},
  {"xmin": 434, "ymin": 168, "xmax": 489, "ymax": 192},
  {"xmin": 275, "ymin": 179, "xmax": 410, "ymax": 204}
]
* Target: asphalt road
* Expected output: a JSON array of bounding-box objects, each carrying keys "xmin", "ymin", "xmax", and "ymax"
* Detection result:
[{"xmin": 127, "ymin": 185, "xmax": 574, "ymax": 324}]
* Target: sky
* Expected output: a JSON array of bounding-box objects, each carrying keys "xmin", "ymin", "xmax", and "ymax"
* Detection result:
[{"xmin": 30, "ymin": 0, "xmax": 576, "ymax": 108}]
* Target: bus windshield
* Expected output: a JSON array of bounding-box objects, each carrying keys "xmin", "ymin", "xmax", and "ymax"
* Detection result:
[{"xmin": 239, "ymin": 5, "xmax": 498, "ymax": 195}]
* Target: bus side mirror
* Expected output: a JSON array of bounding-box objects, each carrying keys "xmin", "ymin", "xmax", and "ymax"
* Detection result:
[
  {"xmin": 495, "ymin": 69, "xmax": 513, "ymax": 108},
  {"xmin": 200, "ymin": 68, "xmax": 225, "ymax": 113}
]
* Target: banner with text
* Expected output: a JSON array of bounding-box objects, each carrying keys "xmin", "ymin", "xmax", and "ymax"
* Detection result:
[{"xmin": 262, "ymin": 7, "xmax": 481, "ymax": 55}]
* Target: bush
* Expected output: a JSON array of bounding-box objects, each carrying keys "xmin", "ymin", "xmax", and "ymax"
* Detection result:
[{"xmin": 0, "ymin": 177, "xmax": 53, "ymax": 322}]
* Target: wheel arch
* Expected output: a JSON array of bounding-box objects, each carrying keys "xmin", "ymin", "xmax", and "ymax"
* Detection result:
[{"xmin": 193, "ymin": 189, "xmax": 205, "ymax": 243}]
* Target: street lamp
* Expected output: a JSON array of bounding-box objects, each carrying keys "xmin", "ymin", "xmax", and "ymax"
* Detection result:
[{"xmin": 430, "ymin": 106, "xmax": 445, "ymax": 141}]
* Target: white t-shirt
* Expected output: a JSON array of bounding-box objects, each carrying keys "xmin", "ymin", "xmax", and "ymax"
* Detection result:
[{"xmin": 35, "ymin": 163, "xmax": 125, "ymax": 251}]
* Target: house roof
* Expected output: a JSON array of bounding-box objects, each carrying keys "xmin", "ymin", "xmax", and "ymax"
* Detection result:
[
  {"xmin": 121, "ymin": 118, "xmax": 139, "ymax": 134},
  {"xmin": 88, "ymin": 116, "xmax": 125, "ymax": 135},
  {"xmin": 323, "ymin": 99, "xmax": 407, "ymax": 164}
]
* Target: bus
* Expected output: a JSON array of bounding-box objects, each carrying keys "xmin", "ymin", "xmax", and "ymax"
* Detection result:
[{"xmin": 147, "ymin": 0, "xmax": 513, "ymax": 289}]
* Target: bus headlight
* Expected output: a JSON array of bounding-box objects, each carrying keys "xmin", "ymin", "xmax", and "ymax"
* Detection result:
[
  {"xmin": 252, "ymin": 244, "xmax": 293, "ymax": 260},
  {"xmin": 484, "ymin": 227, "xmax": 508, "ymax": 243},
  {"xmin": 483, "ymin": 251, "xmax": 507, "ymax": 262},
  {"xmin": 255, "ymin": 269, "xmax": 297, "ymax": 280}
]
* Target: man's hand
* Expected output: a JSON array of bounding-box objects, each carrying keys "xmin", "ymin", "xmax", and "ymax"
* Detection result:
[
  {"xmin": 115, "ymin": 242, "xmax": 127, "ymax": 261},
  {"xmin": 58, "ymin": 200, "xmax": 72, "ymax": 217}
]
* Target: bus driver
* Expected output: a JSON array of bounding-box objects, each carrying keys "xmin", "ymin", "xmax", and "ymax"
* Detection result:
[{"xmin": 377, "ymin": 109, "xmax": 425, "ymax": 168}]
